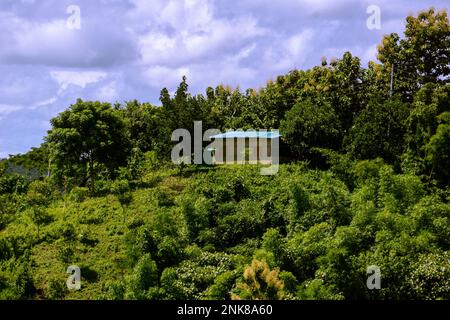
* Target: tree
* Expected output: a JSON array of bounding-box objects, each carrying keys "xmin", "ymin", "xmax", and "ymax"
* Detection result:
[
  {"xmin": 205, "ymin": 271, "xmax": 238, "ymax": 299},
  {"xmin": 117, "ymin": 191, "xmax": 132, "ymax": 224},
  {"xmin": 121, "ymin": 100, "xmax": 161, "ymax": 154},
  {"xmin": 403, "ymin": 84, "xmax": 450, "ymax": 175},
  {"xmin": 27, "ymin": 180, "xmax": 52, "ymax": 239},
  {"xmin": 46, "ymin": 99, "xmax": 129, "ymax": 192},
  {"xmin": 326, "ymin": 52, "xmax": 365, "ymax": 132},
  {"xmin": 161, "ymin": 76, "xmax": 199, "ymax": 132},
  {"xmin": 280, "ymin": 98, "xmax": 341, "ymax": 161},
  {"xmin": 377, "ymin": 8, "xmax": 450, "ymax": 101},
  {"xmin": 405, "ymin": 84, "xmax": 442, "ymax": 157},
  {"xmin": 425, "ymin": 112, "xmax": 450, "ymax": 184},
  {"xmin": 346, "ymin": 98, "xmax": 409, "ymax": 164},
  {"xmin": 407, "ymin": 251, "xmax": 450, "ymax": 299},
  {"xmin": 404, "ymin": 9, "xmax": 450, "ymax": 85},
  {"xmin": 232, "ymin": 259, "xmax": 285, "ymax": 300},
  {"xmin": 124, "ymin": 254, "xmax": 159, "ymax": 300}
]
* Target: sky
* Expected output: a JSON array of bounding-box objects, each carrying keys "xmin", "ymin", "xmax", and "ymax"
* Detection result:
[{"xmin": 0, "ymin": 0, "xmax": 448, "ymax": 158}]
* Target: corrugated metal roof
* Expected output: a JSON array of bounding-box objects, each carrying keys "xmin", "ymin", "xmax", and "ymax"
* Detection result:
[{"xmin": 210, "ymin": 130, "xmax": 282, "ymax": 139}]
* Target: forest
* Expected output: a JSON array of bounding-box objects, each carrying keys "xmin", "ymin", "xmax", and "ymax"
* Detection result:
[{"xmin": 0, "ymin": 8, "xmax": 449, "ymax": 300}]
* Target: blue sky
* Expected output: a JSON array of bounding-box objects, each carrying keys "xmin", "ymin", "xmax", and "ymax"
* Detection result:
[{"xmin": 0, "ymin": 0, "xmax": 448, "ymax": 158}]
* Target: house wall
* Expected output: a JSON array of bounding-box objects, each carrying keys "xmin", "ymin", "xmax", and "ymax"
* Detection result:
[
  {"xmin": 247, "ymin": 138, "xmax": 258, "ymax": 164},
  {"xmin": 212, "ymin": 137, "xmax": 274, "ymax": 165},
  {"xmin": 225, "ymin": 138, "xmax": 235, "ymax": 163}
]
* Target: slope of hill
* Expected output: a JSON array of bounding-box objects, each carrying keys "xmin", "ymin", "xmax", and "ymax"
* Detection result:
[{"xmin": 1, "ymin": 163, "xmax": 449, "ymax": 300}]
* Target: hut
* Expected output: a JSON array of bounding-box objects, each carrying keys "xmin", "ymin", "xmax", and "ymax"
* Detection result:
[{"xmin": 208, "ymin": 130, "xmax": 281, "ymax": 165}]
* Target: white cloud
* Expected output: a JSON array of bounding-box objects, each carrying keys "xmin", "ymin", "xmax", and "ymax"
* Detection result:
[
  {"xmin": 0, "ymin": 13, "xmax": 78, "ymax": 64},
  {"xmin": 259, "ymin": 29, "xmax": 316, "ymax": 72},
  {"xmin": 97, "ymin": 81, "xmax": 118, "ymax": 101},
  {"xmin": 143, "ymin": 65, "xmax": 190, "ymax": 88},
  {"xmin": 287, "ymin": 29, "xmax": 315, "ymax": 57},
  {"xmin": 0, "ymin": 7, "xmax": 137, "ymax": 68},
  {"xmin": 300, "ymin": 0, "xmax": 357, "ymax": 12},
  {"xmin": 363, "ymin": 43, "xmax": 379, "ymax": 63},
  {"xmin": 0, "ymin": 104, "xmax": 23, "ymax": 120},
  {"xmin": 50, "ymin": 71, "xmax": 107, "ymax": 91},
  {"xmin": 0, "ymin": 96, "xmax": 57, "ymax": 120},
  {"xmin": 135, "ymin": 0, "xmax": 266, "ymax": 67}
]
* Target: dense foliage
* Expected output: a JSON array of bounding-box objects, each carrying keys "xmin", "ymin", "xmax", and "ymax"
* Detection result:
[{"xmin": 0, "ymin": 8, "xmax": 449, "ymax": 300}]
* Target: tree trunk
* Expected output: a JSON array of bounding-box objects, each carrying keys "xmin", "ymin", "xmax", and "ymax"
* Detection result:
[{"xmin": 89, "ymin": 154, "xmax": 95, "ymax": 194}]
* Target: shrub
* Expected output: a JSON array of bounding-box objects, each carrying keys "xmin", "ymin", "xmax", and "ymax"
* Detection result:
[
  {"xmin": 205, "ymin": 270, "xmax": 238, "ymax": 299},
  {"xmin": 0, "ymin": 255, "xmax": 35, "ymax": 300},
  {"xmin": 93, "ymin": 180, "xmax": 113, "ymax": 197},
  {"xmin": 57, "ymin": 245, "xmax": 75, "ymax": 264},
  {"xmin": 157, "ymin": 236, "xmax": 183, "ymax": 269},
  {"xmin": 46, "ymin": 279, "xmax": 67, "ymax": 300},
  {"xmin": 27, "ymin": 179, "xmax": 53, "ymax": 207},
  {"xmin": 0, "ymin": 196, "xmax": 15, "ymax": 230},
  {"xmin": 0, "ymin": 174, "xmax": 27, "ymax": 195},
  {"xmin": 124, "ymin": 226, "xmax": 158, "ymax": 266},
  {"xmin": 153, "ymin": 188, "xmax": 174, "ymax": 207},
  {"xmin": 124, "ymin": 254, "xmax": 158, "ymax": 300},
  {"xmin": 232, "ymin": 259, "xmax": 285, "ymax": 300},
  {"xmin": 296, "ymin": 278, "xmax": 344, "ymax": 300},
  {"xmin": 111, "ymin": 180, "xmax": 130, "ymax": 195},
  {"xmin": 407, "ymin": 252, "xmax": 450, "ymax": 299},
  {"xmin": 69, "ymin": 187, "xmax": 89, "ymax": 203},
  {"xmin": 103, "ymin": 281, "xmax": 125, "ymax": 300}
]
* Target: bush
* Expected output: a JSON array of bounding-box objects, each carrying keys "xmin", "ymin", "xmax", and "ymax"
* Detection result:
[
  {"xmin": 153, "ymin": 188, "xmax": 174, "ymax": 207},
  {"xmin": 296, "ymin": 278, "xmax": 344, "ymax": 300},
  {"xmin": 180, "ymin": 195, "xmax": 210, "ymax": 242},
  {"xmin": 125, "ymin": 226, "xmax": 158, "ymax": 266},
  {"xmin": 111, "ymin": 180, "xmax": 130, "ymax": 195},
  {"xmin": 407, "ymin": 252, "xmax": 450, "ymax": 299},
  {"xmin": 125, "ymin": 254, "xmax": 158, "ymax": 300},
  {"xmin": 0, "ymin": 174, "xmax": 27, "ymax": 195},
  {"xmin": 157, "ymin": 236, "xmax": 183, "ymax": 269},
  {"xmin": 69, "ymin": 187, "xmax": 89, "ymax": 203},
  {"xmin": 57, "ymin": 244, "xmax": 75, "ymax": 264},
  {"xmin": 232, "ymin": 259, "xmax": 285, "ymax": 300},
  {"xmin": 0, "ymin": 255, "xmax": 35, "ymax": 300},
  {"xmin": 0, "ymin": 196, "xmax": 15, "ymax": 230},
  {"xmin": 103, "ymin": 281, "xmax": 125, "ymax": 300},
  {"xmin": 46, "ymin": 279, "xmax": 67, "ymax": 300},
  {"xmin": 205, "ymin": 270, "xmax": 238, "ymax": 299},
  {"xmin": 57, "ymin": 223, "xmax": 77, "ymax": 241},
  {"xmin": 93, "ymin": 180, "xmax": 113, "ymax": 197},
  {"xmin": 27, "ymin": 179, "xmax": 53, "ymax": 207}
]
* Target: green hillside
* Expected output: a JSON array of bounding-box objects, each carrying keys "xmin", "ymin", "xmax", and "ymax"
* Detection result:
[{"xmin": 1, "ymin": 162, "xmax": 449, "ymax": 300}]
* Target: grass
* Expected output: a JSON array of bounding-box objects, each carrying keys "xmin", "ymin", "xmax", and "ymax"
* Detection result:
[{"xmin": 0, "ymin": 167, "xmax": 194, "ymax": 299}]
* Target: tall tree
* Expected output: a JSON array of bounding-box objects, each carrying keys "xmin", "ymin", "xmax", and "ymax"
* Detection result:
[
  {"xmin": 46, "ymin": 99, "xmax": 128, "ymax": 191},
  {"xmin": 346, "ymin": 98, "xmax": 409, "ymax": 164},
  {"xmin": 425, "ymin": 112, "xmax": 450, "ymax": 185},
  {"xmin": 280, "ymin": 97, "xmax": 341, "ymax": 160},
  {"xmin": 377, "ymin": 8, "xmax": 450, "ymax": 101}
]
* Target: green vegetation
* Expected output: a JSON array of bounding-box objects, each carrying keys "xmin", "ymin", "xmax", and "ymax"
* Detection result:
[{"xmin": 0, "ymin": 8, "xmax": 449, "ymax": 300}]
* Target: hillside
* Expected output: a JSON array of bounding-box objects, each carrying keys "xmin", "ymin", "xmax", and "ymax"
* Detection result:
[{"xmin": 1, "ymin": 162, "xmax": 449, "ymax": 300}]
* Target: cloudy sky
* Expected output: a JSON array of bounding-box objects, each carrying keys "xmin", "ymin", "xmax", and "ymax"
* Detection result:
[{"xmin": 0, "ymin": 0, "xmax": 447, "ymax": 157}]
